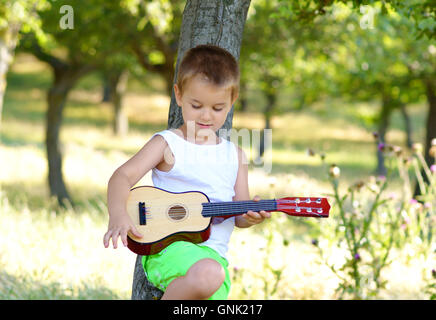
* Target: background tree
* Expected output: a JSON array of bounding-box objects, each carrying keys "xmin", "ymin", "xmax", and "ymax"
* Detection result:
[
  {"xmin": 0, "ymin": 0, "xmax": 47, "ymax": 125},
  {"xmin": 129, "ymin": 0, "xmax": 184, "ymax": 97},
  {"xmin": 320, "ymin": 3, "xmax": 435, "ymax": 175},
  {"xmin": 19, "ymin": 0, "xmax": 123, "ymax": 205}
]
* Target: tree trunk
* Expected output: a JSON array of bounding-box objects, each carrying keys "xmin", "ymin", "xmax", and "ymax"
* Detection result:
[
  {"xmin": 101, "ymin": 75, "xmax": 111, "ymax": 102},
  {"xmin": 131, "ymin": 0, "xmax": 251, "ymax": 300},
  {"xmin": 0, "ymin": 22, "xmax": 20, "ymax": 126},
  {"xmin": 238, "ymin": 79, "xmax": 248, "ymax": 112},
  {"xmin": 108, "ymin": 70, "xmax": 129, "ymax": 136},
  {"xmin": 414, "ymin": 79, "xmax": 436, "ymax": 196},
  {"xmin": 259, "ymin": 85, "xmax": 277, "ymax": 158},
  {"xmin": 423, "ymin": 79, "xmax": 436, "ymax": 168},
  {"xmin": 376, "ymin": 93, "xmax": 394, "ymax": 176},
  {"xmin": 46, "ymin": 66, "xmax": 92, "ymax": 206},
  {"xmin": 400, "ymin": 103, "xmax": 413, "ymax": 148}
]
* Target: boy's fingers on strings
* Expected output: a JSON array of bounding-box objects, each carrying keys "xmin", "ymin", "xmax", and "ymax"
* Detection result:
[
  {"xmin": 244, "ymin": 210, "xmax": 270, "ymax": 223},
  {"xmin": 245, "ymin": 210, "xmax": 261, "ymax": 220},
  {"xmin": 260, "ymin": 210, "xmax": 271, "ymax": 219},
  {"xmin": 244, "ymin": 211, "xmax": 263, "ymax": 224}
]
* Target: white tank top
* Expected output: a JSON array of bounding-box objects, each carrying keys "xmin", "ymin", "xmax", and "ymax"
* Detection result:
[{"xmin": 150, "ymin": 129, "xmax": 239, "ymax": 259}]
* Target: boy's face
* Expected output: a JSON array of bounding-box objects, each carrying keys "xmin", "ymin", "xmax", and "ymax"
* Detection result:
[{"xmin": 174, "ymin": 75, "xmax": 238, "ymax": 138}]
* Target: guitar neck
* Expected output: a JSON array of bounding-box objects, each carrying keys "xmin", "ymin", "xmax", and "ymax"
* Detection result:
[{"xmin": 202, "ymin": 200, "xmax": 277, "ymax": 217}]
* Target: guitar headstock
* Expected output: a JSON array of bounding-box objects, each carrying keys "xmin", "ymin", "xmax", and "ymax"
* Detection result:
[{"xmin": 276, "ymin": 197, "xmax": 330, "ymax": 218}]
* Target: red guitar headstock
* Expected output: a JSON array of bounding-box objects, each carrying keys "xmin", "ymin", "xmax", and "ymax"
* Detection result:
[{"xmin": 276, "ymin": 197, "xmax": 330, "ymax": 218}]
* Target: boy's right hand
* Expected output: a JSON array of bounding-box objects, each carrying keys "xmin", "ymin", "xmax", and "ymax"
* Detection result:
[{"xmin": 103, "ymin": 213, "xmax": 143, "ymax": 249}]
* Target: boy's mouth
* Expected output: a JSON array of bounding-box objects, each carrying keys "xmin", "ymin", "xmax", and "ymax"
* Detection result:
[{"xmin": 197, "ymin": 123, "xmax": 212, "ymax": 128}]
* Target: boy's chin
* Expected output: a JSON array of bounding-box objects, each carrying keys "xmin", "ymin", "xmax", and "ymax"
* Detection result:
[{"xmin": 195, "ymin": 127, "xmax": 216, "ymax": 137}]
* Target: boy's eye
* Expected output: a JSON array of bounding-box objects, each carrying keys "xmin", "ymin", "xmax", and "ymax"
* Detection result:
[
  {"xmin": 213, "ymin": 108, "xmax": 223, "ymax": 112},
  {"xmin": 192, "ymin": 104, "xmax": 201, "ymax": 109}
]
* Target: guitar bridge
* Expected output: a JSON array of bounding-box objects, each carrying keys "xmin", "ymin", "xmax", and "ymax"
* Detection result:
[{"xmin": 139, "ymin": 202, "xmax": 146, "ymax": 225}]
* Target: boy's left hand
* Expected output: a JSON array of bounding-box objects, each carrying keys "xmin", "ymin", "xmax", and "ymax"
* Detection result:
[{"xmin": 241, "ymin": 195, "xmax": 271, "ymax": 226}]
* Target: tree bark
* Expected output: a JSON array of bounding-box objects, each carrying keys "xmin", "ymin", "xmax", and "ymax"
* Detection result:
[
  {"xmin": 238, "ymin": 79, "xmax": 248, "ymax": 112},
  {"xmin": 101, "ymin": 75, "xmax": 111, "ymax": 102},
  {"xmin": 423, "ymin": 79, "xmax": 436, "ymax": 168},
  {"xmin": 414, "ymin": 79, "xmax": 436, "ymax": 196},
  {"xmin": 107, "ymin": 69, "xmax": 129, "ymax": 136},
  {"xmin": 259, "ymin": 82, "xmax": 277, "ymax": 158},
  {"xmin": 376, "ymin": 92, "xmax": 394, "ymax": 176},
  {"xmin": 131, "ymin": 0, "xmax": 251, "ymax": 300},
  {"xmin": 400, "ymin": 103, "xmax": 413, "ymax": 148},
  {"xmin": 0, "ymin": 22, "xmax": 20, "ymax": 126},
  {"xmin": 46, "ymin": 65, "xmax": 93, "ymax": 206}
]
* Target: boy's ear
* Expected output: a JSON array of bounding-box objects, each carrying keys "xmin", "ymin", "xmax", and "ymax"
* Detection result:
[
  {"xmin": 174, "ymin": 84, "xmax": 182, "ymax": 107},
  {"xmin": 231, "ymin": 92, "xmax": 239, "ymax": 106}
]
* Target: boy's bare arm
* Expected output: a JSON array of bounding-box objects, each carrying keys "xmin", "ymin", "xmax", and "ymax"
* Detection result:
[
  {"xmin": 103, "ymin": 135, "xmax": 168, "ymax": 248},
  {"xmin": 232, "ymin": 146, "xmax": 271, "ymax": 228}
]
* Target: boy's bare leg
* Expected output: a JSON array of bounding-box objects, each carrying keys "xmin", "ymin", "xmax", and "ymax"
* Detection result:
[{"xmin": 161, "ymin": 258, "xmax": 225, "ymax": 300}]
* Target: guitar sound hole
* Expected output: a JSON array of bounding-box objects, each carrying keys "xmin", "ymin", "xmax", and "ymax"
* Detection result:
[{"xmin": 167, "ymin": 205, "xmax": 187, "ymax": 221}]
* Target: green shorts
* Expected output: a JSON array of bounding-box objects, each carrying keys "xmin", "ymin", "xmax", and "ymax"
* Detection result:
[{"xmin": 142, "ymin": 241, "xmax": 231, "ymax": 300}]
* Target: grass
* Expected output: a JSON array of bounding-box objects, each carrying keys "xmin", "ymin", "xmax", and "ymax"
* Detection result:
[{"xmin": 0, "ymin": 53, "xmax": 430, "ymax": 299}]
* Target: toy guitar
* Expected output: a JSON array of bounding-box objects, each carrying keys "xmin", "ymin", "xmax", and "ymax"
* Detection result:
[{"xmin": 126, "ymin": 186, "xmax": 330, "ymax": 255}]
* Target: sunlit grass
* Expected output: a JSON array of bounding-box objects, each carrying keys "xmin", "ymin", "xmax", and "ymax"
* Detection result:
[{"xmin": 0, "ymin": 54, "xmax": 430, "ymax": 299}]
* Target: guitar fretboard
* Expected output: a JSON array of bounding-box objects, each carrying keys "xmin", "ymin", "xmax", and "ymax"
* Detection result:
[{"xmin": 201, "ymin": 200, "xmax": 277, "ymax": 217}]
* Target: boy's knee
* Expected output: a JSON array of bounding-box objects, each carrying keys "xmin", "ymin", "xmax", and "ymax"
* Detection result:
[{"xmin": 187, "ymin": 258, "xmax": 225, "ymax": 298}]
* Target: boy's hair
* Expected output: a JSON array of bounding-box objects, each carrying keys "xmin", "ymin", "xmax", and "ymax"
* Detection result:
[{"xmin": 176, "ymin": 44, "xmax": 240, "ymax": 102}]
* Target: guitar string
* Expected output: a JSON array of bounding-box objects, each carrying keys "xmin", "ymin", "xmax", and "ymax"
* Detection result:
[
  {"xmin": 139, "ymin": 204, "xmax": 325, "ymax": 216},
  {"xmin": 142, "ymin": 201, "xmax": 279, "ymax": 218},
  {"xmin": 136, "ymin": 204, "xmax": 323, "ymax": 216},
  {"xmin": 136, "ymin": 200, "xmax": 324, "ymax": 211},
  {"xmin": 139, "ymin": 203, "xmax": 324, "ymax": 212},
  {"xmin": 138, "ymin": 200, "xmax": 278, "ymax": 212},
  {"xmin": 135, "ymin": 199, "xmax": 323, "ymax": 209},
  {"xmin": 140, "ymin": 205, "xmax": 325, "ymax": 219},
  {"xmin": 141, "ymin": 212, "xmax": 325, "ymax": 219},
  {"xmin": 135, "ymin": 200, "xmax": 326, "ymax": 221}
]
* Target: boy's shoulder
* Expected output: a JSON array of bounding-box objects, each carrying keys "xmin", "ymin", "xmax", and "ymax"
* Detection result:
[{"xmin": 149, "ymin": 131, "xmax": 170, "ymax": 149}]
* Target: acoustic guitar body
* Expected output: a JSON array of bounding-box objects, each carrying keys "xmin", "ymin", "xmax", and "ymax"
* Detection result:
[
  {"xmin": 126, "ymin": 186, "xmax": 212, "ymax": 255},
  {"xmin": 125, "ymin": 185, "xmax": 330, "ymax": 255}
]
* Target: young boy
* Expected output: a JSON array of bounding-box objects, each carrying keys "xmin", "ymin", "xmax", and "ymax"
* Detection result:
[{"xmin": 103, "ymin": 44, "xmax": 271, "ymax": 300}]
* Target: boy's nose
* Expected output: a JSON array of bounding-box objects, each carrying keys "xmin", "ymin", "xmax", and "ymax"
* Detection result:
[{"xmin": 200, "ymin": 109, "xmax": 212, "ymax": 121}]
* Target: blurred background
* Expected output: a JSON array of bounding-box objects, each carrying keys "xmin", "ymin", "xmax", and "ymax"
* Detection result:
[{"xmin": 0, "ymin": 0, "xmax": 435, "ymax": 299}]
